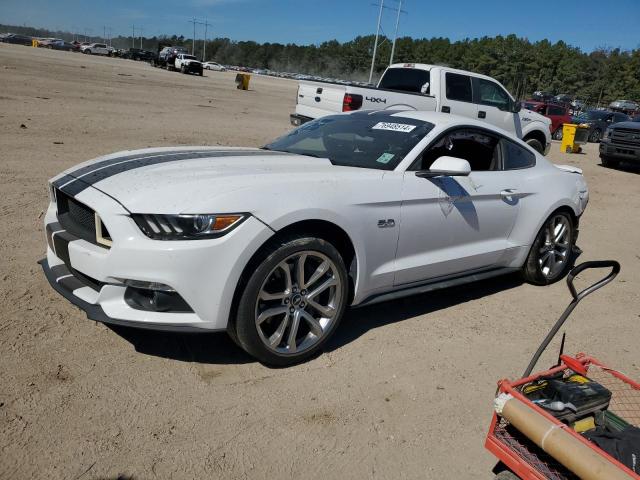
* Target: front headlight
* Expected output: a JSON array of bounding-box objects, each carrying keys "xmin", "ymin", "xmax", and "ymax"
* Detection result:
[{"xmin": 132, "ymin": 213, "xmax": 247, "ymax": 240}]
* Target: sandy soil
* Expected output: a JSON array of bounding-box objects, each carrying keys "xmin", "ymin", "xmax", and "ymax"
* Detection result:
[{"xmin": 1, "ymin": 43, "xmax": 639, "ymax": 480}]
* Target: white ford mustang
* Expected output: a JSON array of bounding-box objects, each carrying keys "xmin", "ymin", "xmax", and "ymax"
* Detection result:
[{"xmin": 42, "ymin": 111, "xmax": 588, "ymax": 365}]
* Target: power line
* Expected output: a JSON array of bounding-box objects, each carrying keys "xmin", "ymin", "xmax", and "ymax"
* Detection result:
[
  {"xmin": 389, "ymin": 0, "xmax": 408, "ymax": 65},
  {"xmin": 369, "ymin": 0, "xmax": 384, "ymax": 84}
]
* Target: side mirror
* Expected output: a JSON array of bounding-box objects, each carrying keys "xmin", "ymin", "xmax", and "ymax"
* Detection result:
[
  {"xmin": 511, "ymin": 101, "xmax": 522, "ymax": 113},
  {"xmin": 415, "ymin": 156, "xmax": 471, "ymax": 178}
]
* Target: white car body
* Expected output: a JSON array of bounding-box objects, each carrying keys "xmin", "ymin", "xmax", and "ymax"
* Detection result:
[
  {"xmin": 204, "ymin": 61, "xmax": 226, "ymax": 71},
  {"xmin": 80, "ymin": 43, "xmax": 112, "ymax": 55},
  {"xmin": 293, "ymin": 63, "xmax": 552, "ymax": 154},
  {"xmin": 42, "ymin": 111, "xmax": 587, "ymax": 356}
]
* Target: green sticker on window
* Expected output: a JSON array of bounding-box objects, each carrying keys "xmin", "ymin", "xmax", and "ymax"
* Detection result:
[{"xmin": 376, "ymin": 152, "xmax": 395, "ymax": 164}]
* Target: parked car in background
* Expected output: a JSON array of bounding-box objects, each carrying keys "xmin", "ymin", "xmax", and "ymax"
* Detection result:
[
  {"xmin": 572, "ymin": 110, "xmax": 630, "ymax": 142},
  {"xmin": 599, "ymin": 116, "xmax": 640, "ymax": 168},
  {"xmin": 174, "ymin": 54, "xmax": 203, "ymax": 75},
  {"xmin": 522, "ymin": 101, "xmax": 572, "ymax": 140},
  {"xmin": 154, "ymin": 45, "xmax": 189, "ymax": 69},
  {"xmin": 553, "ymin": 93, "xmax": 573, "ymax": 105},
  {"xmin": 531, "ymin": 91, "xmax": 554, "ymax": 103},
  {"xmin": 50, "ymin": 41, "xmax": 77, "ymax": 52},
  {"xmin": 203, "ymin": 61, "xmax": 226, "ymax": 71},
  {"xmin": 609, "ymin": 99, "xmax": 639, "ymax": 115},
  {"xmin": 42, "ymin": 110, "xmax": 588, "ymax": 365},
  {"xmin": 0, "ymin": 33, "xmax": 34, "ymax": 46},
  {"xmin": 122, "ymin": 48, "xmax": 156, "ymax": 61},
  {"xmin": 80, "ymin": 43, "xmax": 113, "ymax": 56}
]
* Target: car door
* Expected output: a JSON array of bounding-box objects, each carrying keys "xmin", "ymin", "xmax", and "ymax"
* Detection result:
[
  {"xmin": 440, "ymin": 71, "xmax": 478, "ymax": 119},
  {"xmin": 473, "ymin": 77, "xmax": 517, "ymax": 134},
  {"xmin": 395, "ymin": 127, "xmax": 521, "ymax": 286}
]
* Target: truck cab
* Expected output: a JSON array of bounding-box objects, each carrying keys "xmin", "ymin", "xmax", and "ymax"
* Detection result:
[{"xmin": 292, "ymin": 63, "xmax": 552, "ymax": 154}]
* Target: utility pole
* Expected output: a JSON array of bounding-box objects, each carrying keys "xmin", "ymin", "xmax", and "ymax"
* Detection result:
[
  {"xmin": 389, "ymin": 0, "xmax": 407, "ymax": 65},
  {"xmin": 188, "ymin": 18, "xmax": 198, "ymax": 55},
  {"xmin": 201, "ymin": 18, "xmax": 212, "ymax": 61},
  {"xmin": 106, "ymin": 27, "xmax": 112, "ymax": 47},
  {"xmin": 131, "ymin": 24, "xmax": 135, "ymax": 48},
  {"xmin": 103, "ymin": 25, "xmax": 106, "ymax": 43},
  {"xmin": 369, "ymin": 0, "xmax": 384, "ymax": 85},
  {"xmin": 139, "ymin": 27, "xmax": 144, "ymax": 49}
]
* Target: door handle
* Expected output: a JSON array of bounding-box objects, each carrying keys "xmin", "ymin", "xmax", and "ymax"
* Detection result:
[
  {"xmin": 500, "ymin": 188, "xmax": 518, "ymax": 198},
  {"xmin": 478, "ymin": 110, "xmax": 486, "ymax": 119},
  {"xmin": 441, "ymin": 106, "xmax": 451, "ymax": 113}
]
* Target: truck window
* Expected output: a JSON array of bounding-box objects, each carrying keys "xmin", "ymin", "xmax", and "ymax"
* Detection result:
[
  {"xmin": 445, "ymin": 73, "xmax": 473, "ymax": 103},
  {"xmin": 477, "ymin": 79, "xmax": 510, "ymax": 111},
  {"xmin": 378, "ymin": 68, "xmax": 430, "ymax": 94}
]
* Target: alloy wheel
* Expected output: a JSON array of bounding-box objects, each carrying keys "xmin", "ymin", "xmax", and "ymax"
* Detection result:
[
  {"xmin": 254, "ymin": 251, "xmax": 342, "ymax": 355},
  {"xmin": 537, "ymin": 215, "xmax": 572, "ymax": 279}
]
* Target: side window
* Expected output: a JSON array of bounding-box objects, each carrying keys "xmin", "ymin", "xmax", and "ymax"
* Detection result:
[
  {"xmin": 502, "ymin": 139, "xmax": 536, "ymax": 170},
  {"xmin": 614, "ymin": 113, "xmax": 629, "ymax": 123},
  {"xmin": 548, "ymin": 106, "xmax": 564, "ymax": 116},
  {"xmin": 415, "ymin": 128, "xmax": 501, "ymax": 171},
  {"xmin": 445, "ymin": 73, "xmax": 472, "ymax": 103},
  {"xmin": 477, "ymin": 79, "xmax": 510, "ymax": 111}
]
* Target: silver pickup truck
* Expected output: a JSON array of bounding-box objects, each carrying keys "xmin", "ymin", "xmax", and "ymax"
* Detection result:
[{"xmin": 291, "ymin": 63, "xmax": 552, "ymax": 155}]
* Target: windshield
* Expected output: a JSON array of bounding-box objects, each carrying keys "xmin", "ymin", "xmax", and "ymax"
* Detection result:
[
  {"xmin": 264, "ymin": 113, "xmax": 434, "ymax": 170},
  {"xmin": 378, "ymin": 68, "xmax": 430, "ymax": 94},
  {"xmin": 576, "ymin": 110, "xmax": 608, "ymax": 121}
]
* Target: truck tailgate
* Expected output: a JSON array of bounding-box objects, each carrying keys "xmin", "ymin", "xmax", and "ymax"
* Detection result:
[{"xmin": 296, "ymin": 81, "xmax": 346, "ymax": 119}]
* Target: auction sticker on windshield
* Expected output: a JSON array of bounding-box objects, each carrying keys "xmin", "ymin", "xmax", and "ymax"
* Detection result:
[{"xmin": 372, "ymin": 122, "xmax": 416, "ymax": 133}]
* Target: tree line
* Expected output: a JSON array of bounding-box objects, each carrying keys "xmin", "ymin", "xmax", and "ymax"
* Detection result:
[{"xmin": 3, "ymin": 23, "xmax": 639, "ymax": 105}]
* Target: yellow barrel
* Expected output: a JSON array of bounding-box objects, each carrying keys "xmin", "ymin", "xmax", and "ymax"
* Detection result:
[
  {"xmin": 235, "ymin": 73, "xmax": 251, "ymax": 90},
  {"xmin": 561, "ymin": 123, "xmax": 589, "ymax": 153}
]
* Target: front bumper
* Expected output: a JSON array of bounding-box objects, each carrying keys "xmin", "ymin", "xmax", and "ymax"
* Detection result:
[
  {"xmin": 42, "ymin": 186, "xmax": 273, "ymax": 331},
  {"xmin": 599, "ymin": 139, "xmax": 640, "ymax": 162},
  {"xmin": 183, "ymin": 63, "xmax": 203, "ymax": 74}
]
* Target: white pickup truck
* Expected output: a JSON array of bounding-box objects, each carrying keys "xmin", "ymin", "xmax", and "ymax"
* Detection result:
[{"xmin": 291, "ymin": 63, "xmax": 552, "ymax": 155}]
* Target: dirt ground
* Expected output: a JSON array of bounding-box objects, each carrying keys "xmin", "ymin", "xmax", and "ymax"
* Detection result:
[{"xmin": 0, "ymin": 43, "xmax": 638, "ymax": 480}]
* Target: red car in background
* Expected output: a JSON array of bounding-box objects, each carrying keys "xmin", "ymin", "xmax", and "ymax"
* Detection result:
[{"xmin": 522, "ymin": 101, "xmax": 572, "ymax": 140}]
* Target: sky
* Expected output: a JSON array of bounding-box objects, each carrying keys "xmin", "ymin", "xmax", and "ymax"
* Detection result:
[{"xmin": 1, "ymin": 0, "xmax": 639, "ymax": 52}]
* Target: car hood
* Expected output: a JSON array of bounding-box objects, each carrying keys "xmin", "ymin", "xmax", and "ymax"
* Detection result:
[
  {"xmin": 53, "ymin": 147, "xmax": 384, "ymax": 214},
  {"xmin": 610, "ymin": 121, "xmax": 640, "ymax": 130},
  {"xmin": 520, "ymin": 109, "xmax": 551, "ymax": 126}
]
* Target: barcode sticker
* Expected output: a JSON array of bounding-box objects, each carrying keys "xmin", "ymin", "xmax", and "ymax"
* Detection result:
[{"xmin": 372, "ymin": 122, "xmax": 416, "ymax": 133}]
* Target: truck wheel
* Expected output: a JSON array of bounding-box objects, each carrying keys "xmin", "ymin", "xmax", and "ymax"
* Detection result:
[
  {"xmin": 601, "ymin": 156, "xmax": 620, "ymax": 168},
  {"xmin": 199, "ymin": 70, "xmax": 203, "ymax": 76},
  {"xmin": 525, "ymin": 138, "xmax": 544, "ymax": 154},
  {"xmin": 85, "ymin": 49, "xmax": 92, "ymax": 55},
  {"xmin": 180, "ymin": 65, "xmax": 186, "ymax": 74}
]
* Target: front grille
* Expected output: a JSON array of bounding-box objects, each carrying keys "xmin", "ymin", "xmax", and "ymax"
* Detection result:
[
  {"xmin": 56, "ymin": 189, "xmax": 97, "ymax": 244},
  {"xmin": 610, "ymin": 129, "xmax": 640, "ymax": 147}
]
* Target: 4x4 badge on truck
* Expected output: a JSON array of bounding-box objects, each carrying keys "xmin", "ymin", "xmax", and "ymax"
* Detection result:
[{"xmin": 366, "ymin": 97, "xmax": 387, "ymax": 104}]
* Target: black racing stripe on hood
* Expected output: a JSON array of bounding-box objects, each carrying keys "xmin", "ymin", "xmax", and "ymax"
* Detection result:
[
  {"xmin": 55, "ymin": 149, "xmax": 230, "ymax": 186},
  {"xmin": 55, "ymin": 149, "xmax": 289, "ymax": 196}
]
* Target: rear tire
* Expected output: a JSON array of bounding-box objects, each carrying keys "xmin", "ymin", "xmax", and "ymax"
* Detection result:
[
  {"xmin": 521, "ymin": 211, "xmax": 575, "ymax": 285},
  {"xmin": 589, "ymin": 128, "xmax": 602, "ymax": 143},
  {"xmin": 525, "ymin": 138, "xmax": 544, "ymax": 154},
  {"xmin": 552, "ymin": 128, "xmax": 563, "ymax": 140},
  {"xmin": 601, "ymin": 155, "xmax": 620, "ymax": 168},
  {"xmin": 233, "ymin": 236, "xmax": 349, "ymax": 366}
]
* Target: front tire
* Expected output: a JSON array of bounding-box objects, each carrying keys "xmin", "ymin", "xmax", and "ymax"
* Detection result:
[
  {"xmin": 589, "ymin": 128, "xmax": 602, "ymax": 143},
  {"xmin": 521, "ymin": 212, "xmax": 575, "ymax": 285},
  {"xmin": 525, "ymin": 138, "xmax": 544, "ymax": 154},
  {"xmin": 601, "ymin": 155, "xmax": 620, "ymax": 168},
  {"xmin": 234, "ymin": 236, "xmax": 349, "ymax": 366}
]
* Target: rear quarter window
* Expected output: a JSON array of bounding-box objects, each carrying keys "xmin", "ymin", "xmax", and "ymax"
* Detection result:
[{"xmin": 502, "ymin": 139, "xmax": 536, "ymax": 170}]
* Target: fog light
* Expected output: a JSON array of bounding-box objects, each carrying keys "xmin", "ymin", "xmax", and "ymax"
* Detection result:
[{"xmin": 121, "ymin": 279, "xmax": 175, "ymax": 292}]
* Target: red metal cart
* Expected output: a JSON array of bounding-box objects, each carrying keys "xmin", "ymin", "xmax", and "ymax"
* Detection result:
[{"xmin": 485, "ymin": 261, "xmax": 640, "ymax": 479}]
